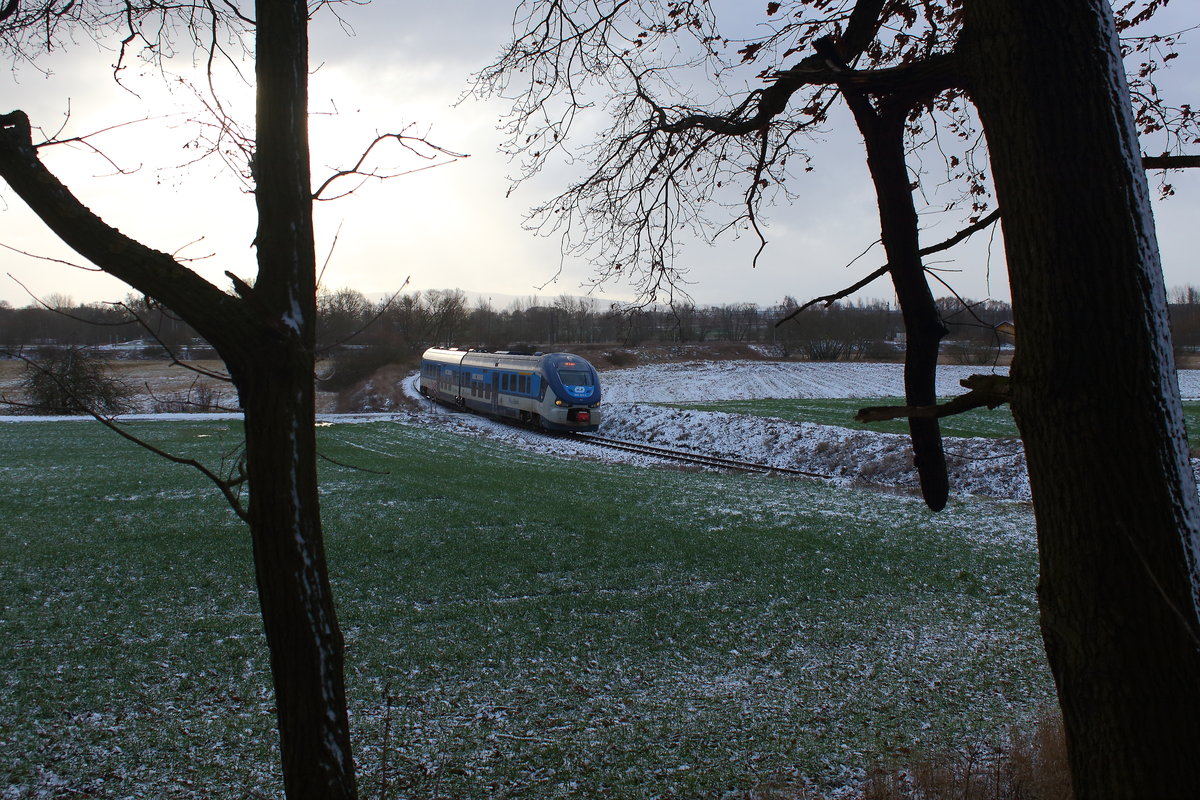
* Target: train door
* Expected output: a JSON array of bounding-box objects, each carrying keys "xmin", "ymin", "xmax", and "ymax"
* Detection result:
[
  {"xmin": 488, "ymin": 370, "xmax": 500, "ymax": 415},
  {"xmin": 452, "ymin": 366, "xmax": 467, "ymax": 405}
]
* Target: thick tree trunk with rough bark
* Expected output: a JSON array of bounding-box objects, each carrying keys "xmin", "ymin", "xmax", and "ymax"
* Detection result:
[
  {"xmin": 965, "ymin": 0, "xmax": 1200, "ymax": 795},
  {"xmin": 0, "ymin": 1, "xmax": 358, "ymax": 796}
]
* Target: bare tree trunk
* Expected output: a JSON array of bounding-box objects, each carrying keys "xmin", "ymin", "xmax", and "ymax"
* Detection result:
[
  {"xmin": 834, "ymin": 72, "xmax": 949, "ymax": 511},
  {"xmin": 0, "ymin": 1, "xmax": 358, "ymax": 795},
  {"xmin": 229, "ymin": 2, "xmax": 357, "ymax": 796},
  {"xmin": 234, "ymin": 344, "xmax": 356, "ymax": 798},
  {"xmin": 966, "ymin": 0, "xmax": 1200, "ymax": 795}
]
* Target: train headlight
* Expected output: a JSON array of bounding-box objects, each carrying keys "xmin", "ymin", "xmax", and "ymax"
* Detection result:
[{"xmin": 554, "ymin": 399, "xmax": 564, "ymax": 406}]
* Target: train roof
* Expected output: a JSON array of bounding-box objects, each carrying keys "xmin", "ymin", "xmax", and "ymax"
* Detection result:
[{"xmin": 421, "ymin": 347, "xmax": 595, "ymax": 372}]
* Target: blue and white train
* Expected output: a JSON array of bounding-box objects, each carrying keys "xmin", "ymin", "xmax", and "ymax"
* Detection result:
[{"xmin": 418, "ymin": 347, "xmax": 602, "ymax": 432}]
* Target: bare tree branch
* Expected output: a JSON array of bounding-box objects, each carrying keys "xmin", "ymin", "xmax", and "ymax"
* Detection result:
[
  {"xmin": 776, "ymin": 208, "xmax": 1003, "ymax": 326},
  {"xmin": 1143, "ymin": 154, "xmax": 1200, "ymax": 169},
  {"xmin": 856, "ymin": 373, "xmax": 1011, "ymax": 422},
  {"xmin": 0, "ymin": 110, "xmax": 254, "ymax": 352},
  {"xmin": 312, "ymin": 129, "xmax": 467, "ymax": 201},
  {"xmin": 114, "ymin": 299, "xmax": 233, "ymax": 383},
  {"xmin": 317, "ymin": 450, "xmax": 389, "ymax": 476}
]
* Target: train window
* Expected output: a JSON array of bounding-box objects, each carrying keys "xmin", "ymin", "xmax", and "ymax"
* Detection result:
[{"xmin": 558, "ymin": 370, "xmax": 593, "ymax": 387}]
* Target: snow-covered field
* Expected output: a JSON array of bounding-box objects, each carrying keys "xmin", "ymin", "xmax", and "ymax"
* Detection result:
[
  {"xmin": 601, "ymin": 361, "xmax": 1009, "ymax": 403},
  {"xmin": 393, "ymin": 362, "xmax": 1200, "ymax": 505}
]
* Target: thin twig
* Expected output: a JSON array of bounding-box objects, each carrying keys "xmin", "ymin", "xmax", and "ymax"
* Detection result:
[
  {"xmin": 316, "ymin": 451, "xmax": 390, "ymax": 476},
  {"xmin": 317, "ymin": 278, "xmax": 411, "ymax": 355}
]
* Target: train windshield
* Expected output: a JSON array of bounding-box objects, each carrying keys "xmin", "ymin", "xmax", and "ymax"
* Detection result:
[{"xmin": 558, "ymin": 369, "xmax": 594, "ymax": 387}]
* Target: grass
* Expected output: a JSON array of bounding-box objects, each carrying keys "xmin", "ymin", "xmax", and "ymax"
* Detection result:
[
  {"xmin": 670, "ymin": 398, "xmax": 1200, "ymax": 448},
  {"xmin": 0, "ymin": 418, "xmax": 1054, "ymax": 798},
  {"xmin": 666, "ymin": 398, "xmax": 1020, "ymax": 439}
]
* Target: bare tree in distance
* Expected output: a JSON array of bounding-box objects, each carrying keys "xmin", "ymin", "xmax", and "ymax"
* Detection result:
[
  {"xmin": 0, "ymin": 2, "xmax": 461, "ymax": 796},
  {"xmin": 477, "ymin": 1, "xmax": 1200, "ymax": 795}
]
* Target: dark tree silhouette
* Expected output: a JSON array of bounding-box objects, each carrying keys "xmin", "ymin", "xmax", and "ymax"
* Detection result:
[
  {"xmin": 479, "ymin": 1, "xmax": 1200, "ymax": 795},
  {"xmin": 0, "ymin": 2, "xmax": 364, "ymax": 796}
]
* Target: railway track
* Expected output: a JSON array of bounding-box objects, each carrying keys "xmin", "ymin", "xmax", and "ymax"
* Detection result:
[{"xmin": 570, "ymin": 433, "xmax": 834, "ymax": 481}]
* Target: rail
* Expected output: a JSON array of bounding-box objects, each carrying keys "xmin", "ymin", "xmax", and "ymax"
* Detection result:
[{"xmin": 570, "ymin": 433, "xmax": 834, "ymax": 481}]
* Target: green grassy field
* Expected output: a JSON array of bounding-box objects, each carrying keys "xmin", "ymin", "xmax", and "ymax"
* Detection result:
[
  {"xmin": 0, "ymin": 418, "xmax": 1053, "ymax": 798},
  {"xmin": 670, "ymin": 398, "xmax": 1200, "ymax": 447}
]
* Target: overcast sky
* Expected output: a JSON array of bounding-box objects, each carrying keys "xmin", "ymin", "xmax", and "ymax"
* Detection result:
[{"xmin": 1, "ymin": 1, "xmax": 1197, "ymax": 311}]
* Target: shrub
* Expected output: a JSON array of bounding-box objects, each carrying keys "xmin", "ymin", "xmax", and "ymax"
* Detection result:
[
  {"xmin": 18, "ymin": 347, "xmax": 133, "ymax": 415},
  {"xmin": 151, "ymin": 383, "xmax": 224, "ymax": 413},
  {"xmin": 862, "ymin": 707, "xmax": 1072, "ymax": 800},
  {"xmin": 803, "ymin": 337, "xmax": 848, "ymax": 361},
  {"xmin": 944, "ymin": 341, "xmax": 1001, "ymax": 366}
]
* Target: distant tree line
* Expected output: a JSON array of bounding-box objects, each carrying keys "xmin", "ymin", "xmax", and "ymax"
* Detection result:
[
  {"xmin": 4, "ymin": 285, "xmax": 1199, "ymax": 374},
  {"xmin": 0, "ymin": 294, "xmax": 212, "ymax": 355}
]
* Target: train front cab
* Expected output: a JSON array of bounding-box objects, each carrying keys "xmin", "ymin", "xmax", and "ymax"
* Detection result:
[{"xmin": 538, "ymin": 353, "xmax": 601, "ymax": 432}]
